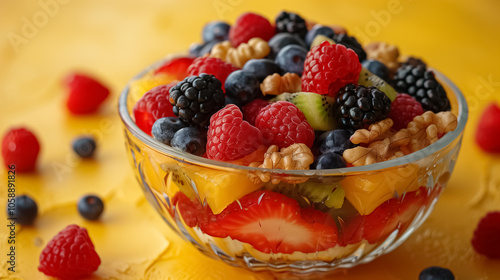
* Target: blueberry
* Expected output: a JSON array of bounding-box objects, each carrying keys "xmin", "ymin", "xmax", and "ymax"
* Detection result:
[
  {"xmin": 242, "ymin": 59, "xmax": 282, "ymax": 82},
  {"xmin": 419, "ymin": 266, "xmax": 455, "ymax": 280},
  {"xmin": 152, "ymin": 117, "xmax": 188, "ymax": 145},
  {"xmin": 224, "ymin": 70, "xmax": 261, "ymax": 105},
  {"xmin": 225, "ymin": 96, "xmax": 242, "ymax": 107},
  {"xmin": 311, "ymin": 152, "xmax": 347, "ymax": 169},
  {"xmin": 305, "ymin": 25, "xmax": 335, "ymax": 48},
  {"xmin": 9, "ymin": 195, "xmax": 37, "ymax": 225},
  {"xmin": 198, "ymin": 40, "xmax": 219, "ymax": 56},
  {"xmin": 202, "ymin": 21, "xmax": 230, "ymax": 43},
  {"xmin": 189, "ymin": 42, "xmax": 205, "ymax": 57},
  {"xmin": 78, "ymin": 195, "xmax": 104, "ymax": 221},
  {"xmin": 362, "ymin": 59, "xmax": 390, "ymax": 82},
  {"xmin": 72, "ymin": 137, "xmax": 96, "ymax": 158},
  {"xmin": 319, "ymin": 129, "xmax": 355, "ymax": 155},
  {"xmin": 171, "ymin": 127, "xmax": 207, "ymax": 156},
  {"xmin": 268, "ymin": 33, "xmax": 306, "ymax": 59},
  {"xmin": 275, "ymin": 45, "xmax": 308, "ymax": 76}
]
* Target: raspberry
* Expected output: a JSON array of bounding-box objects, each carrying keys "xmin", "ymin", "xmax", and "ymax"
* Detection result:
[
  {"xmin": 255, "ymin": 101, "xmax": 315, "ymax": 148},
  {"xmin": 476, "ymin": 103, "xmax": 500, "ymax": 154},
  {"xmin": 133, "ymin": 83, "xmax": 176, "ymax": 135},
  {"xmin": 302, "ymin": 42, "xmax": 362, "ymax": 96},
  {"xmin": 187, "ymin": 57, "xmax": 239, "ymax": 90},
  {"xmin": 206, "ymin": 105, "xmax": 263, "ymax": 161},
  {"xmin": 2, "ymin": 127, "xmax": 40, "ymax": 172},
  {"xmin": 242, "ymin": 99, "xmax": 269, "ymax": 126},
  {"xmin": 471, "ymin": 211, "xmax": 500, "ymax": 259},
  {"xmin": 65, "ymin": 73, "xmax": 110, "ymax": 115},
  {"xmin": 39, "ymin": 224, "xmax": 101, "ymax": 279},
  {"xmin": 389, "ymin": 93, "xmax": 424, "ymax": 130},
  {"xmin": 229, "ymin": 12, "xmax": 275, "ymax": 47}
]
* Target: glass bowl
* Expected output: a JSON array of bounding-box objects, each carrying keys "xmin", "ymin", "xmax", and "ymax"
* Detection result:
[{"xmin": 118, "ymin": 56, "xmax": 468, "ymax": 276}]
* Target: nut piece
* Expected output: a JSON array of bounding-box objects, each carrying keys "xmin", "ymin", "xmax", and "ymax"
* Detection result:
[
  {"xmin": 364, "ymin": 42, "xmax": 400, "ymax": 76},
  {"xmin": 407, "ymin": 111, "xmax": 458, "ymax": 152},
  {"xmin": 248, "ymin": 143, "xmax": 314, "ymax": 184},
  {"xmin": 260, "ymin": 73, "xmax": 302, "ymax": 96},
  {"xmin": 209, "ymin": 38, "xmax": 270, "ymax": 68},
  {"xmin": 350, "ymin": 118, "xmax": 394, "ymax": 144},
  {"xmin": 344, "ymin": 111, "xmax": 457, "ymax": 166},
  {"xmin": 210, "ymin": 41, "xmax": 232, "ymax": 60}
]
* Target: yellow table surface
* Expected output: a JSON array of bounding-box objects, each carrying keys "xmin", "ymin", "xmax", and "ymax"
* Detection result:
[{"xmin": 1, "ymin": 0, "xmax": 500, "ymax": 279}]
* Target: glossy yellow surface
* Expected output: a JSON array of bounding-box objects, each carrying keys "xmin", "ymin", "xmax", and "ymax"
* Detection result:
[{"xmin": 1, "ymin": 0, "xmax": 500, "ymax": 279}]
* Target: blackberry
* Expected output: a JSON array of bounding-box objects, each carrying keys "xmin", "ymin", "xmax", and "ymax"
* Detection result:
[
  {"xmin": 393, "ymin": 65, "xmax": 450, "ymax": 113},
  {"xmin": 275, "ymin": 11, "xmax": 308, "ymax": 39},
  {"xmin": 334, "ymin": 84, "xmax": 392, "ymax": 130},
  {"xmin": 169, "ymin": 74, "xmax": 225, "ymax": 127},
  {"xmin": 333, "ymin": 33, "xmax": 367, "ymax": 62},
  {"xmin": 400, "ymin": 56, "xmax": 427, "ymax": 69}
]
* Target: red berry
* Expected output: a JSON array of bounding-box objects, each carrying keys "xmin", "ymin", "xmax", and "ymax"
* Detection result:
[
  {"xmin": 206, "ymin": 105, "xmax": 263, "ymax": 161},
  {"xmin": 217, "ymin": 191, "xmax": 338, "ymax": 254},
  {"xmin": 389, "ymin": 93, "xmax": 424, "ymax": 130},
  {"xmin": 472, "ymin": 211, "xmax": 500, "ymax": 259},
  {"xmin": 229, "ymin": 12, "xmax": 275, "ymax": 47},
  {"xmin": 187, "ymin": 57, "xmax": 239, "ymax": 91},
  {"xmin": 255, "ymin": 101, "xmax": 315, "ymax": 148},
  {"xmin": 154, "ymin": 56, "xmax": 196, "ymax": 81},
  {"xmin": 133, "ymin": 83, "xmax": 177, "ymax": 135},
  {"xmin": 242, "ymin": 99, "xmax": 269, "ymax": 126},
  {"xmin": 476, "ymin": 103, "xmax": 500, "ymax": 153},
  {"xmin": 171, "ymin": 192, "xmax": 201, "ymax": 227},
  {"xmin": 302, "ymin": 42, "xmax": 361, "ymax": 96},
  {"xmin": 38, "ymin": 224, "xmax": 101, "ymax": 279},
  {"xmin": 65, "ymin": 73, "xmax": 110, "ymax": 114},
  {"xmin": 2, "ymin": 127, "xmax": 40, "ymax": 172}
]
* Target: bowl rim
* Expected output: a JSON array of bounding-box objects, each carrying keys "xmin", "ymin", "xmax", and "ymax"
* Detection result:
[{"xmin": 118, "ymin": 56, "xmax": 469, "ymax": 175}]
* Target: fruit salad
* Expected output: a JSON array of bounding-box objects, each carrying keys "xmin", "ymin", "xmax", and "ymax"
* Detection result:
[{"xmin": 124, "ymin": 10, "xmax": 462, "ymax": 269}]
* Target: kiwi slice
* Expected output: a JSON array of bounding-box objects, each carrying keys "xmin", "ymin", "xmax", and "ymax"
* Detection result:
[
  {"xmin": 296, "ymin": 181, "xmax": 345, "ymax": 209},
  {"xmin": 310, "ymin": 34, "xmax": 335, "ymax": 48},
  {"xmin": 272, "ymin": 92, "xmax": 336, "ymax": 131},
  {"xmin": 358, "ymin": 67, "xmax": 397, "ymax": 101}
]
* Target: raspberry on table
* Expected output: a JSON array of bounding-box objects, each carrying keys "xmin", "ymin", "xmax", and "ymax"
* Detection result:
[
  {"xmin": 334, "ymin": 84, "xmax": 392, "ymax": 130},
  {"xmin": 302, "ymin": 41, "xmax": 362, "ymax": 96},
  {"xmin": 65, "ymin": 73, "xmax": 110, "ymax": 115},
  {"xmin": 475, "ymin": 103, "xmax": 500, "ymax": 154},
  {"xmin": 389, "ymin": 93, "xmax": 424, "ymax": 130},
  {"xmin": 187, "ymin": 57, "xmax": 240, "ymax": 90},
  {"xmin": 471, "ymin": 211, "xmax": 500, "ymax": 259},
  {"xmin": 38, "ymin": 224, "xmax": 101, "ymax": 279},
  {"xmin": 242, "ymin": 99, "xmax": 270, "ymax": 126},
  {"xmin": 393, "ymin": 65, "xmax": 450, "ymax": 113},
  {"xmin": 229, "ymin": 12, "xmax": 275, "ymax": 47},
  {"xmin": 169, "ymin": 74, "xmax": 225, "ymax": 127},
  {"xmin": 206, "ymin": 105, "xmax": 263, "ymax": 161},
  {"xmin": 133, "ymin": 83, "xmax": 176, "ymax": 135},
  {"xmin": 255, "ymin": 101, "xmax": 315, "ymax": 148},
  {"xmin": 1, "ymin": 127, "xmax": 40, "ymax": 172},
  {"xmin": 275, "ymin": 11, "xmax": 308, "ymax": 40}
]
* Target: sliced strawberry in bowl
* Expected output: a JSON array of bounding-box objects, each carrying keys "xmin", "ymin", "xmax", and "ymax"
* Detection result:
[
  {"xmin": 155, "ymin": 57, "xmax": 196, "ymax": 81},
  {"xmin": 171, "ymin": 192, "xmax": 201, "ymax": 227},
  {"xmin": 218, "ymin": 191, "xmax": 339, "ymax": 254}
]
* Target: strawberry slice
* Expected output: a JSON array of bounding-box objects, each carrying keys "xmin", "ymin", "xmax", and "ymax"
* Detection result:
[
  {"xmin": 342, "ymin": 187, "xmax": 428, "ymax": 245},
  {"xmin": 171, "ymin": 192, "xmax": 201, "ymax": 227},
  {"xmin": 65, "ymin": 73, "xmax": 110, "ymax": 115},
  {"xmin": 198, "ymin": 206, "xmax": 228, "ymax": 238},
  {"xmin": 155, "ymin": 57, "xmax": 195, "ymax": 81},
  {"xmin": 218, "ymin": 191, "xmax": 338, "ymax": 254}
]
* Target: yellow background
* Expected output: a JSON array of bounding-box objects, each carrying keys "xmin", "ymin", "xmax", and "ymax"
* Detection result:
[{"xmin": 1, "ymin": 0, "xmax": 500, "ymax": 279}]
